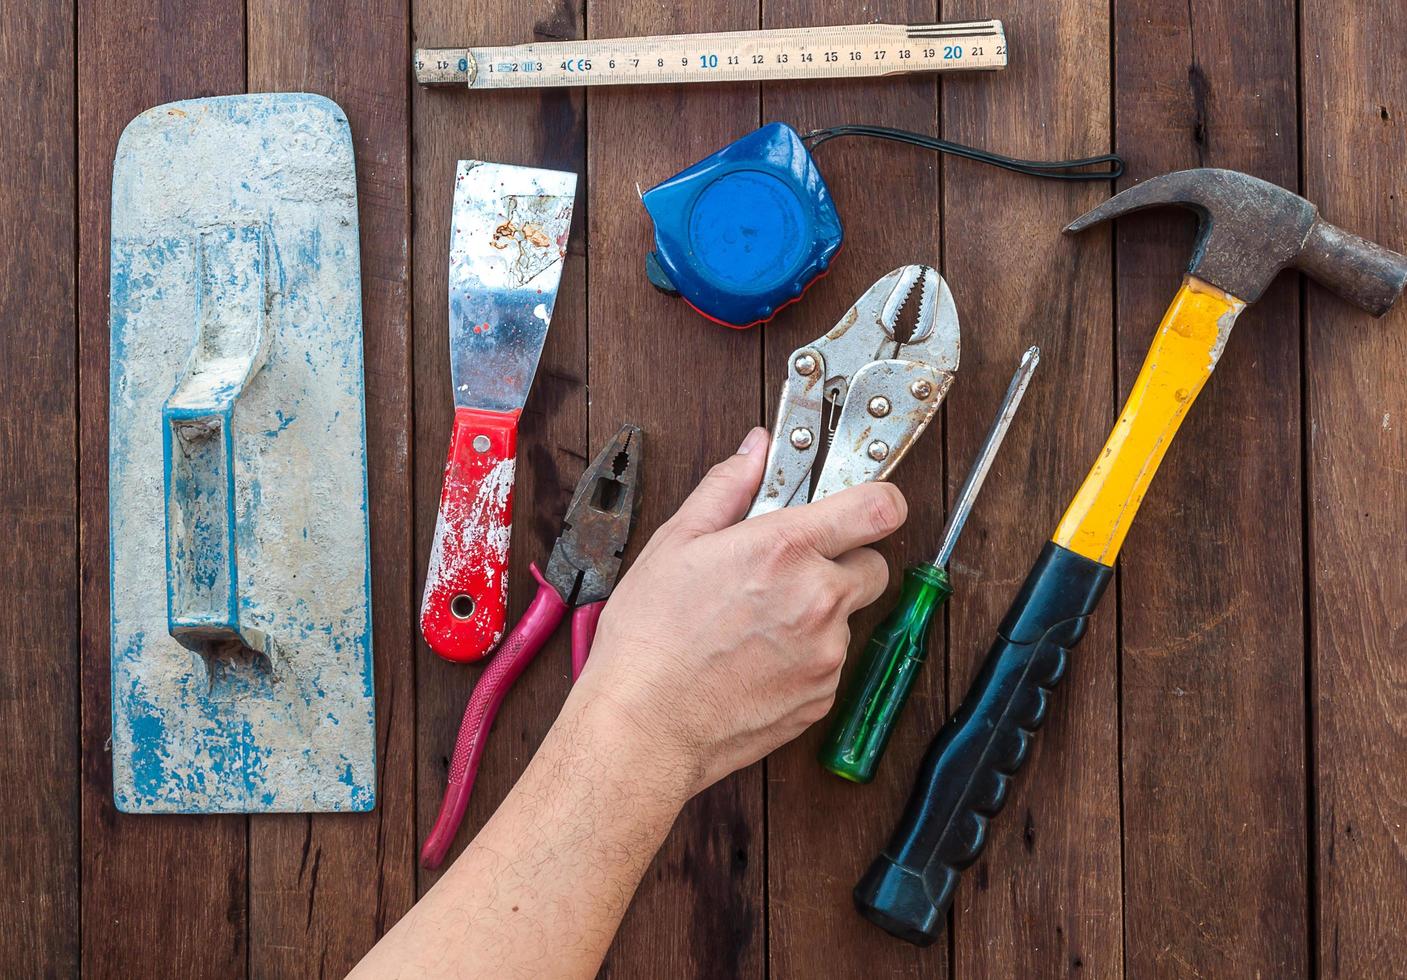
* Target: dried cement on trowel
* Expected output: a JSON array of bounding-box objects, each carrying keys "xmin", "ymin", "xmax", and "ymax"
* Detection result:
[{"xmin": 109, "ymin": 94, "xmax": 376, "ymax": 813}]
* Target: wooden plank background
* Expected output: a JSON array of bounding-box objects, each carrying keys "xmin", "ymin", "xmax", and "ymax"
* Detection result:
[{"xmin": 3, "ymin": 0, "xmax": 1404, "ymax": 975}]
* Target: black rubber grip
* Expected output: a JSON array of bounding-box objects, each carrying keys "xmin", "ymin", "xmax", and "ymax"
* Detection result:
[{"xmin": 854, "ymin": 541, "xmax": 1113, "ymax": 946}]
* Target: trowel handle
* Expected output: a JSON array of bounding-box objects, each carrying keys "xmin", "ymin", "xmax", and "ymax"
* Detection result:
[
  {"xmin": 421, "ymin": 406, "xmax": 520, "ymax": 663},
  {"xmin": 162, "ymin": 225, "xmax": 272, "ymax": 657}
]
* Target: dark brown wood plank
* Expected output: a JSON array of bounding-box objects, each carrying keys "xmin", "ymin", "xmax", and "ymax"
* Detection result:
[
  {"xmin": 1301, "ymin": 3, "xmax": 1407, "ymax": 975},
  {"xmin": 0, "ymin": 1, "xmax": 78, "ymax": 975},
  {"xmin": 585, "ymin": 1, "xmax": 764, "ymax": 976},
  {"xmin": 244, "ymin": 2, "xmax": 416, "ymax": 975},
  {"xmin": 757, "ymin": 2, "xmax": 950, "ymax": 977},
  {"xmin": 1113, "ymin": 1, "xmax": 1308, "ymax": 975},
  {"xmin": 411, "ymin": 0, "xmax": 589, "ymax": 890},
  {"xmin": 939, "ymin": 1, "xmax": 1122, "ymax": 975},
  {"xmin": 77, "ymin": 2, "xmax": 249, "ymax": 976}
]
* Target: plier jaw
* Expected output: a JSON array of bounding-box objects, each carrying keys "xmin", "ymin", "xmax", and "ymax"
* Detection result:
[
  {"xmin": 544, "ymin": 423, "xmax": 643, "ymax": 605},
  {"xmin": 748, "ymin": 265, "xmax": 960, "ymax": 516}
]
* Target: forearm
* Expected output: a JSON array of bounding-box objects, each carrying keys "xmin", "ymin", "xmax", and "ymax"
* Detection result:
[{"xmin": 351, "ymin": 685, "xmax": 688, "ymax": 979}]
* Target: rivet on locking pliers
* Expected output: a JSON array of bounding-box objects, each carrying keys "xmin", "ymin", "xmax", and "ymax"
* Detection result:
[
  {"xmin": 791, "ymin": 428, "xmax": 815, "ymax": 450},
  {"xmin": 910, "ymin": 379, "xmax": 933, "ymax": 400},
  {"xmin": 794, "ymin": 353, "xmax": 818, "ymax": 377},
  {"xmin": 867, "ymin": 440, "xmax": 890, "ymax": 461},
  {"xmin": 868, "ymin": 396, "xmax": 891, "ymax": 418}
]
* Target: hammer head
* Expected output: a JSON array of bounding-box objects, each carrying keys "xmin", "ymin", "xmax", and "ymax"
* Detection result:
[{"xmin": 1065, "ymin": 168, "xmax": 1407, "ymax": 316}]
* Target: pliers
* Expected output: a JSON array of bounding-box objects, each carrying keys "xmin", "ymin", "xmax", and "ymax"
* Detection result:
[
  {"xmin": 421, "ymin": 423, "xmax": 643, "ymax": 869},
  {"xmin": 748, "ymin": 265, "xmax": 961, "ymax": 517}
]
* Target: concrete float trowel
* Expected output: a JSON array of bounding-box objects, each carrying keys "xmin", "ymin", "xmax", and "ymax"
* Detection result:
[{"xmin": 108, "ymin": 94, "xmax": 376, "ymax": 813}]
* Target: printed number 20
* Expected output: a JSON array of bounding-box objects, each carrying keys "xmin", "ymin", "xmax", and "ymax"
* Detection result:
[{"xmin": 943, "ymin": 45, "xmax": 963, "ymax": 59}]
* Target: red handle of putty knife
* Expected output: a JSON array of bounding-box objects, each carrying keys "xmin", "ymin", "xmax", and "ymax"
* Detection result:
[
  {"xmin": 421, "ymin": 564, "xmax": 568, "ymax": 870},
  {"xmin": 421, "ymin": 406, "xmax": 520, "ymax": 663}
]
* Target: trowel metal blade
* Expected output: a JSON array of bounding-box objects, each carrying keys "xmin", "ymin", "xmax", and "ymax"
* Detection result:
[{"xmin": 448, "ymin": 160, "xmax": 577, "ymax": 411}]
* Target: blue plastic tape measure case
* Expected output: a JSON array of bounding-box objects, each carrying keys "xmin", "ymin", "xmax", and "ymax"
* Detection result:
[{"xmin": 642, "ymin": 122, "xmax": 843, "ymax": 329}]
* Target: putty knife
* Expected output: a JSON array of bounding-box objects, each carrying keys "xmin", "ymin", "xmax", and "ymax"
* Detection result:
[
  {"xmin": 109, "ymin": 94, "xmax": 376, "ymax": 813},
  {"xmin": 420, "ymin": 161, "xmax": 577, "ymax": 663}
]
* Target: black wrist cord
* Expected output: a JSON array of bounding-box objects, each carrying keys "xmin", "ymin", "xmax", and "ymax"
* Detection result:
[{"xmin": 801, "ymin": 125, "xmax": 1124, "ymax": 181}]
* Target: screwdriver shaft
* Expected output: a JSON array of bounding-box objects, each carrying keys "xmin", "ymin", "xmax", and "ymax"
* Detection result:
[{"xmin": 932, "ymin": 346, "xmax": 1040, "ymax": 568}]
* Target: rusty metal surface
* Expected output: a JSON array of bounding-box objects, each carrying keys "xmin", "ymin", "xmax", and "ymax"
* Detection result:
[
  {"xmin": 1065, "ymin": 167, "xmax": 1407, "ymax": 312},
  {"xmin": 544, "ymin": 423, "xmax": 642, "ymax": 605},
  {"xmin": 748, "ymin": 265, "xmax": 959, "ymax": 516},
  {"xmin": 448, "ymin": 160, "xmax": 576, "ymax": 412}
]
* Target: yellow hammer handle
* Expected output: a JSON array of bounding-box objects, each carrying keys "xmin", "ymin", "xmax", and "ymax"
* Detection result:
[{"xmin": 1053, "ymin": 277, "xmax": 1245, "ymax": 565}]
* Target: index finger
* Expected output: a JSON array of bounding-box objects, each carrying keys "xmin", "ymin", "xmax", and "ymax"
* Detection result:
[{"xmin": 750, "ymin": 482, "xmax": 908, "ymax": 559}]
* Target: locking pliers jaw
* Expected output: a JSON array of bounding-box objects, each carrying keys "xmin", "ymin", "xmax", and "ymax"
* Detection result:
[{"xmin": 748, "ymin": 265, "xmax": 960, "ymax": 517}]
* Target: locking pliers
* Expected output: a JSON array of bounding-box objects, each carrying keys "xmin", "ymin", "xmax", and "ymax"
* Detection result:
[{"xmin": 748, "ymin": 265, "xmax": 960, "ymax": 517}]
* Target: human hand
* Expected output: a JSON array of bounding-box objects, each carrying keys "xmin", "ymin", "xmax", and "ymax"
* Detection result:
[{"xmin": 570, "ymin": 426, "xmax": 908, "ymax": 801}]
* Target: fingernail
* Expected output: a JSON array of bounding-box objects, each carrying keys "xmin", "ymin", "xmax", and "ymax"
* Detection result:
[{"xmin": 737, "ymin": 427, "xmax": 767, "ymax": 456}]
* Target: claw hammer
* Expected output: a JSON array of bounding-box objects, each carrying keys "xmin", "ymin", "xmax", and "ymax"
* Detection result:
[{"xmin": 858, "ymin": 167, "xmax": 1407, "ymax": 945}]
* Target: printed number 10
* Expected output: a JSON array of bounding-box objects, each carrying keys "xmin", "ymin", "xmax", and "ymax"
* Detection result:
[{"xmin": 700, "ymin": 53, "xmax": 719, "ymax": 68}]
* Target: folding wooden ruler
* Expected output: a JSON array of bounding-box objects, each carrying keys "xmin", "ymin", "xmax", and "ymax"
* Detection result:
[{"xmin": 415, "ymin": 21, "xmax": 1007, "ymax": 89}]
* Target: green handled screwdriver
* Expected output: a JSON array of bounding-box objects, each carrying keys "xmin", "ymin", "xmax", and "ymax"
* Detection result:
[{"xmin": 819, "ymin": 346, "xmax": 1041, "ymax": 783}]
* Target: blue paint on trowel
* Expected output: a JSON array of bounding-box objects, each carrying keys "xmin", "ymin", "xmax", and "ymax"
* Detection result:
[{"xmin": 109, "ymin": 94, "xmax": 376, "ymax": 814}]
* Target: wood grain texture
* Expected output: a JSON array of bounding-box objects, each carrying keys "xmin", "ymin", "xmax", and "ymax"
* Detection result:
[
  {"xmin": 1301, "ymin": 2, "xmax": 1407, "ymax": 975},
  {"xmin": 245, "ymin": 1, "xmax": 416, "ymax": 975},
  {"xmin": 77, "ymin": 2, "xmax": 249, "ymax": 977},
  {"xmin": 412, "ymin": 0, "xmax": 589, "ymax": 891},
  {"xmin": 585, "ymin": 0, "xmax": 765, "ymax": 975},
  {"xmin": 757, "ymin": 1, "xmax": 949, "ymax": 977},
  {"xmin": 0, "ymin": 1, "xmax": 78, "ymax": 975},
  {"xmin": 940, "ymin": 1, "xmax": 1122, "ymax": 976},
  {"xmin": 1113, "ymin": 1, "xmax": 1309, "ymax": 975},
  {"xmin": 13, "ymin": 1, "xmax": 1405, "ymax": 975}
]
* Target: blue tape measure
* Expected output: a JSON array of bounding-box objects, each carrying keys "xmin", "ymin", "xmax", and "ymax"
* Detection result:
[
  {"xmin": 642, "ymin": 123, "xmax": 843, "ymax": 329},
  {"xmin": 641, "ymin": 121, "xmax": 1123, "ymax": 329}
]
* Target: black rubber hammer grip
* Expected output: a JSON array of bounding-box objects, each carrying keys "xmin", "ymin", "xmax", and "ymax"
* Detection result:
[{"xmin": 854, "ymin": 541, "xmax": 1113, "ymax": 945}]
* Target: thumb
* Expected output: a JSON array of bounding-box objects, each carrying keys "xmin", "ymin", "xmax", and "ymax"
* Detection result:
[{"xmin": 666, "ymin": 427, "xmax": 769, "ymax": 536}]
